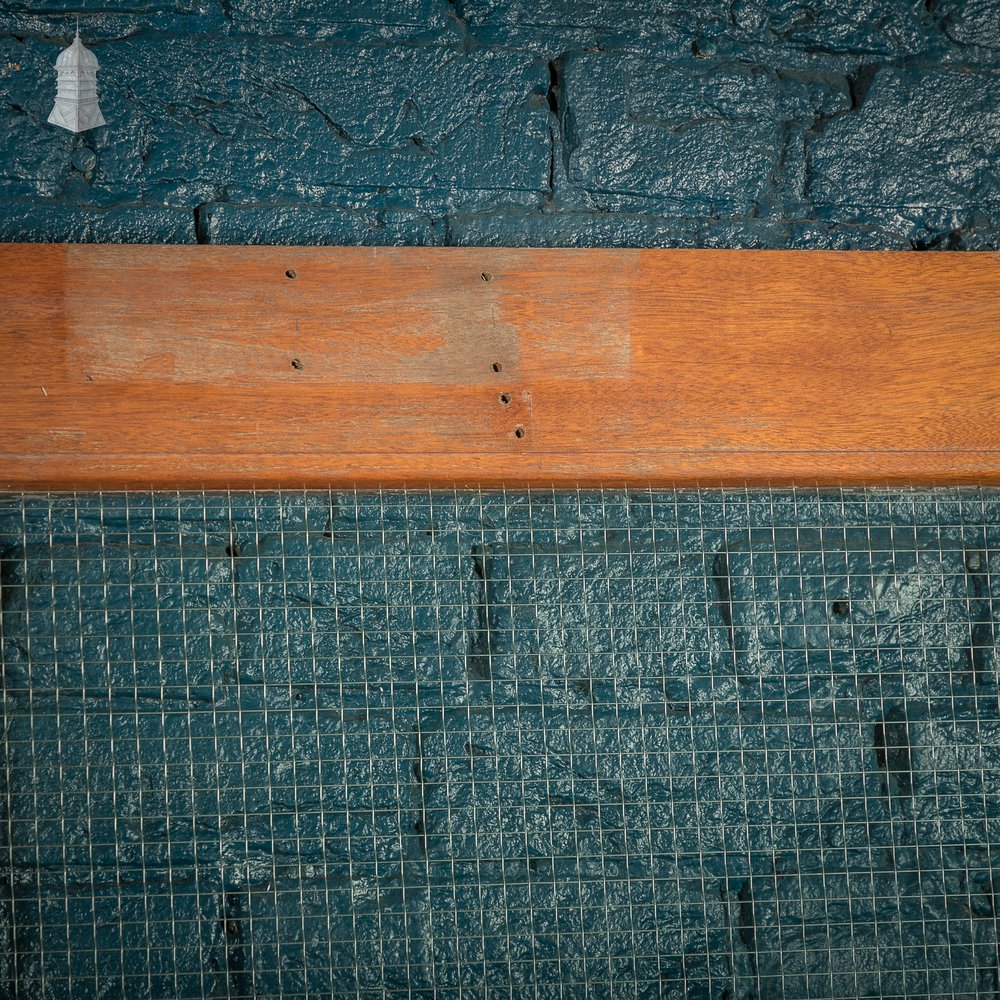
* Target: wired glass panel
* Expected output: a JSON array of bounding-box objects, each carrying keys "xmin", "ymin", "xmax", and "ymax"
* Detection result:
[{"xmin": 1, "ymin": 489, "xmax": 998, "ymax": 999}]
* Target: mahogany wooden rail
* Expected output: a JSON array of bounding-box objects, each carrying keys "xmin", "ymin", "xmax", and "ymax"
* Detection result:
[{"xmin": 2, "ymin": 244, "xmax": 998, "ymax": 489}]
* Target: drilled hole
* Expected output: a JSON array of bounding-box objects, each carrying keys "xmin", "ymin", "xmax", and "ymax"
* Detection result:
[
  {"xmin": 514, "ymin": 425, "xmax": 525, "ymax": 439},
  {"xmin": 831, "ymin": 600, "xmax": 850, "ymax": 617},
  {"xmin": 285, "ymin": 269, "xmax": 297, "ymax": 279},
  {"xmin": 500, "ymin": 392, "xmax": 512, "ymax": 405},
  {"xmin": 491, "ymin": 362, "xmax": 502, "ymax": 373},
  {"xmin": 291, "ymin": 358, "xmax": 303, "ymax": 370},
  {"xmin": 225, "ymin": 542, "xmax": 240, "ymax": 558},
  {"xmin": 481, "ymin": 271, "xmax": 493, "ymax": 282}
]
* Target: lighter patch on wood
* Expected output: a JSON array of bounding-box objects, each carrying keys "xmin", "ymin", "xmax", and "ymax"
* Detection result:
[{"xmin": 64, "ymin": 247, "xmax": 633, "ymax": 385}]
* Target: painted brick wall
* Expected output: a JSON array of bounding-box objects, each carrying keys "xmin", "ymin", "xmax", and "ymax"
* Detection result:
[
  {"xmin": 3, "ymin": 491, "xmax": 999, "ymax": 998},
  {"xmin": 1, "ymin": 0, "xmax": 998, "ymax": 247},
  {"xmin": 2, "ymin": 8, "xmax": 1000, "ymax": 995}
]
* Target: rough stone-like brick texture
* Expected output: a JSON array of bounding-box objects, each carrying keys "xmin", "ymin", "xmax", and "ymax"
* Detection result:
[
  {"xmin": 3, "ymin": 1, "xmax": 1000, "ymax": 996},
  {"xmin": 1, "ymin": 0, "xmax": 998, "ymax": 246},
  {"xmin": 2, "ymin": 490, "xmax": 998, "ymax": 997}
]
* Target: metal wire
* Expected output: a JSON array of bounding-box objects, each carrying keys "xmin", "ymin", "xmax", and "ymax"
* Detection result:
[{"xmin": 0, "ymin": 488, "xmax": 998, "ymax": 999}]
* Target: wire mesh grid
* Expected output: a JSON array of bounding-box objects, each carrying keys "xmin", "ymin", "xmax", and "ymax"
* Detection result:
[{"xmin": 0, "ymin": 487, "xmax": 998, "ymax": 999}]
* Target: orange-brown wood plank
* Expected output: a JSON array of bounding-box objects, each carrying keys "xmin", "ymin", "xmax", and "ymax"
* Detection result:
[{"xmin": 2, "ymin": 244, "xmax": 999, "ymax": 489}]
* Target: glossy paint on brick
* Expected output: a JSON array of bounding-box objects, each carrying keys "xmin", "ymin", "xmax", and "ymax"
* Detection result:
[
  {"xmin": 1, "ymin": 0, "xmax": 998, "ymax": 248},
  {"xmin": 1, "ymin": 490, "xmax": 999, "ymax": 997},
  {"xmin": 2, "ymin": 2, "xmax": 1000, "ymax": 996}
]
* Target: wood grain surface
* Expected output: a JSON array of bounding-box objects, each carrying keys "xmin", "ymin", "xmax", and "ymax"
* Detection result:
[{"xmin": 2, "ymin": 244, "xmax": 999, "ymax": 489}]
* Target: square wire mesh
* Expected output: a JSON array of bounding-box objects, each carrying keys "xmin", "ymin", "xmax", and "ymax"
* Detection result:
[{"xmin": 0, "ymin": 488, "xmax": 998, "ymax": 999}]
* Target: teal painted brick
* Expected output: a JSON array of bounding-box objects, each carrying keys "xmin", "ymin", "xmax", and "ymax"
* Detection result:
[
  {"xmin": 200, "ymin": 202, "xmax": 446, "ymax": 244},
  {"xmin": 2, "ymin": 490, "xmax": 999, "ymax": 996},
  {"xmin": 0, "ymin": 200, "xmax": 196, "ymax": 241},
  {"xmin": 449, "ymin": 209, "xmax": 914, "ymax": 248},
  {"xmin": 0, "ymin": 33, "xmax": 552, "ymax": 231},
  {"xmin": 726, "ymin": 0, "xmax": 937, "ymax": 57},
  {"xmin": 91, "ymin": 39, "xmax": 549, "ymax": 201},
  {"xmin": 560, "ymin": 55, "xmax": 801, "ymax": 214},
  {"xmin": 226, "ymin": 0, "xmax": 450, "ymax": 40},
  {"xmin": 0, "ymin": 1, "xmax": 225, "ymax": 36},
  {"xmin": 807, "ymin": 66, "xmax": 1000, "ymax": 223},
  {"xmin": 927, "ymin": 0, "xmax": 1000, "ymax": 55},
  {"xmin": 446, "ymin": 0, "xmax": 965, "ymax": 62},
  {"xmin": 1, "ymin": 0, "xmax": 998, "ymax": 248}
]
